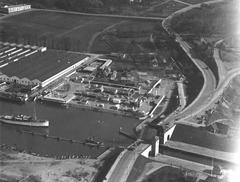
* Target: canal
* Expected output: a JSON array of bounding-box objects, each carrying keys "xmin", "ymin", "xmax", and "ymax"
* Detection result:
[{"xmin": 0, "ymin": 100, "xmax": 140, "ymax": 158}]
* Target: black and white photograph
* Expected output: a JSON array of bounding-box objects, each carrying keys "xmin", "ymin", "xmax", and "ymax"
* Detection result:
[{"xmin": 0, "ymin": 0, "xmax": 239, "ymax": 181}]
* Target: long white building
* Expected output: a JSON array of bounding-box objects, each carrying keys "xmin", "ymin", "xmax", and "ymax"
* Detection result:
[
  {"xmin": 0, "ymin": 45, "xmax": 89, "ymax": 88},
  {"xmin": 0, "ymin": 4, "xmax": 31, "ymax": 14}
]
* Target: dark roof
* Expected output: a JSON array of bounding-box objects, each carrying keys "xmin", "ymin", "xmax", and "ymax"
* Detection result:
[
  {"xmin": 170, "ymin": 124, "xmax": 235, "ymax": 153},
  {"xmin": 0, "ymin": 50, "xmax": 86, "ymax": 82}
]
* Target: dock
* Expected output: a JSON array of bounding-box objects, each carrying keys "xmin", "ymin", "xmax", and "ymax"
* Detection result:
[{"xmin": 119, "ymin": 128, "xmax": 137, "ymax": 141}]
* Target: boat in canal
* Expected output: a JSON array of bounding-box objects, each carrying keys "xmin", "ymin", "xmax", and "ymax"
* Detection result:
[
  {"xmin": 0, "ymin": 114, "xmax": 49, "ymax": 127},
  {"xmin": 85, "ymin": 137, "xmax": 104, "ymax": 146}
]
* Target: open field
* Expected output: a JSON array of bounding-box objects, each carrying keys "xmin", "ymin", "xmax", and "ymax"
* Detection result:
[
  {"xmin": 219, "ymin": 38, "xmax": 240, "ymax": 71},
  {"xmin": 90, "ymin": 20, "xmax": 160, "ymax": 53},
  {"xmin": 0, "ymin": 10, "xmax": 122, "ymax": 52},
  {"xmin": 219, "ymin": 49, "xmax": 240, "ymax": 71},
  {"xmin": 170, "ymin": 1, "xmax": 237, "ymax": 37},
  {"xmin": 0, "ymin": 10, "xmax": 167, "ymax": 54},
  {"xmin": 169, "ymin": 1, "xmax": 238, "ymax": 85},
  {"xmin": 141, "ymin": 166, "xmax": 194, "ymax": 182},
  {"xmin": 0, "ymin": 0, "xmax": 156, "ymax": 15},
  {"xmin": 205, "ymin": 76, "xmax": 240, "ymax": 140},
  {"xmin": 0, "ymin": 147, "xmax": 100, "ymax": 182},
  {"xmin": 145, "ymin": 0, "xmax": 188, "ymax": 17}
]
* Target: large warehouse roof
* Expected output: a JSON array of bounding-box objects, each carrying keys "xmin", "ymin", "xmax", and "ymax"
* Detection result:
[{"xmin": 0, "ymin": 50, "xmax": 86, "ymax": 82}]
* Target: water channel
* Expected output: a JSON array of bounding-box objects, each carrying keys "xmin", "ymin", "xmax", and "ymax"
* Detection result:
[{"xmin": 0, "ymin": 100, "xmax": 140, "ymax": 158}]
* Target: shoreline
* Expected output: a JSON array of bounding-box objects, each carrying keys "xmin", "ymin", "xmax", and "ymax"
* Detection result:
[{"xmin": 0, "ymin": 144, "xmax": 100, "ymax": 182}]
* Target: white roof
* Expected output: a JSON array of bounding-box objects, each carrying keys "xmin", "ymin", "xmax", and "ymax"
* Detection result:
[{"xmin": 83, "ymin": 66, "xmax": 96, "ymax": 72}]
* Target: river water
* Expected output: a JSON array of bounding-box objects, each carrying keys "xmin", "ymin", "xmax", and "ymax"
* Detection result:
[{"xmin": 0, "ymin": 100, "xmax": 140, "ymax": 158}]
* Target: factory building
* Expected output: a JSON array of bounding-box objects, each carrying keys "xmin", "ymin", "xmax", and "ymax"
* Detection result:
[
  {"xmin": 0, "ymin": 43, "xmax": 89, "ymax": 88},
  {"xmin": 0, "ymin": 4, "xmax": 31, "ymax": 14}
]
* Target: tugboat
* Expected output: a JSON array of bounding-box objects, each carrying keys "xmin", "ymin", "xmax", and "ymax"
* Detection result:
[
  {"xmin": 0, "ymin": 114, "xmax": 49, "ymax": 127},
  {"xmin": 84, "ymin": 137, "xmax": 104, "ymax": 147}
]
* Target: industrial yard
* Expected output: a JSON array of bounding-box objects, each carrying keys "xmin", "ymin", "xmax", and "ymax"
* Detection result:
[{"xmin": 38, "ymin": 57, "xmax": 173, "ymax": 119}]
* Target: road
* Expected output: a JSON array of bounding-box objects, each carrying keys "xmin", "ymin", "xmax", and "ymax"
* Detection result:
[
  {"xmin": 0, "ymin": 8, "xmax": 165, "ymax": 21},
  {"xmin": 33, "ymin": 8, "xmax": 165, "ymax": 21},
  {"xmin": 175, "ymin": 40, "xmax": 240, "ymax": 124},
  {"xmin": 104, "ymin": 1, "xmax": 225, "ymax": 181},
  {"xmin": 213, "ymin": 40, "xmax": 227, "ymax": 82},
  {"xmin": 158, "ymin": 0, "xmax": 234, "ymax": 126},
  {"xmin": 103, "ymin": 150, "xmax": 138, "ymax": 182},
  {"xmin": 157, "ymin": 33, "xmax": 217, "ymax": 125}
]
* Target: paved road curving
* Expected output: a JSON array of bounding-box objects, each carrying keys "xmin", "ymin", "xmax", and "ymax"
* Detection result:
[{"xmin": 158, "ymin": 0, "xmax": 233, "ymax": 127}]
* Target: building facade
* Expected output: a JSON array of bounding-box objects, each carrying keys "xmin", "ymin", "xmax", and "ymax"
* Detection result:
[
  {"xmin": 0, "ymin": 57, "xmax": 89, "ymax": 88},
  {"xmin": 0, "ymin": 4, "xmax": 31, "ymax": 14}
]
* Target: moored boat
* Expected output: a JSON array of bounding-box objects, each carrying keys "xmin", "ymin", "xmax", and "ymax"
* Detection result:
[
  {"xmin": 0, "ymin": 114, "xmax": 49, "ymax": 127},
  {"xmin": 0, "ymin": 91, "xmax": 28, "ymax": 103},
  {"xmin": 85, "ymin": 137, "xmax": 104, "ymax": 146}
]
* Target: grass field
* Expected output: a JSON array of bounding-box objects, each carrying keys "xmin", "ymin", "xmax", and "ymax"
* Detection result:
[
  {"xmin": 169, "ymin": 0, "xmax": 237, "ymax": 85},
  {"xmin": 0, "ymin": 9, "xmax": 179, "ymax": 72},
  {"xmin": 219, "ymin": 49, "xmax": 240, "ymax": 71},
  {"xmin": 145, "ymin": 0, "xmax": 188, "ymax": 17},
  {"xmin": 170, "ymin": 1, "xmax": 237, "ymax": 37},
  {"xmin": 0, "ymin": 10, "xmax": 122, "ymax": 52},
  {"xmin": 90, "ymin": 20, "xmax": 159, "ymax": 53},
  {"xmin": 142, "ymin": 166, "xmax": 193, "ymax": 182},
  {"xmin": 0, "ymin": 10, "xmax": 168, "ymax": 54}
]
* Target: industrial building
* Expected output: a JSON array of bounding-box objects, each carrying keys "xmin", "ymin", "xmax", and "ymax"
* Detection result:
[
  {"xmin": 0, "ymin": 42, "xmax": 89, "ymax": 88},
  {"xmin": 0, "ymin": 4, "xmax": 31, "ymax": 14},
  {"xmin": 0, "ymin": 42, "xmax": 47, "ymax": 68}
]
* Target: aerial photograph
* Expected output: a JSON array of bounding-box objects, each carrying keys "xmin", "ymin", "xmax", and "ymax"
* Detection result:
[{"xmin": 0, "ymin": 0, "xmax": 239, "ymax": 181}]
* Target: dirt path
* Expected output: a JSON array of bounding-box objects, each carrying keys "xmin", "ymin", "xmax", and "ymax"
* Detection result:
[
  {"xmin": 57, "ymin": 20, "xmax": 95, "ymax": 37},
  {"xmin": 87, "ymin": 20, "xmax": 128, "ymax": 52},
  {"xmin": 144, "ymin": 0, "xmax": 172, "ymax": 13},
  {"xmin": 86, "ymin": 0, "xmax": 176, "ymax": 53}
]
